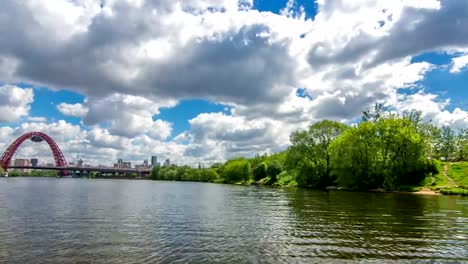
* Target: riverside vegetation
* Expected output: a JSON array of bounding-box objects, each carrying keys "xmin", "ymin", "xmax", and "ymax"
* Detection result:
[
  {"xmin": 151, "ymin": 105, "xmax": 468, "ymax": 195},
  {"xmin": 151, "ymin": 106, "xmax": 467, "ymax": 194}
]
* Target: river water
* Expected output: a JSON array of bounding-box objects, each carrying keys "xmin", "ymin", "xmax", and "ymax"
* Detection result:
[{"xmin": 0, "ymin": 178, "xmax": 466, "ymax": 263}]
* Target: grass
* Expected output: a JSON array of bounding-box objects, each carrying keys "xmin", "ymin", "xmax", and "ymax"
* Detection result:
[
  {"xmin": 440, "ymin": 188, "xmax": 468, "ymax": 196},
  {"xmin": 424, "ymin": 161, "xmax": 468, "ymax": 196},
  {"xmin": 274, "ymin": 171, "xmax": 297, "ymax": 187},
  {"xmin": 447, "ymin": 162, "xmax": 468, "ymax": 187}
]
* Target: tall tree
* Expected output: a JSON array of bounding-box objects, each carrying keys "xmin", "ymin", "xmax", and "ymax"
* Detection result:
[
  {"xmin": 288, "ymin": 120, "xmax": 348, "ymax": 187},
  {"xmin": 439, "ymin": 126, "xmax": 456, "ymax": 161}
]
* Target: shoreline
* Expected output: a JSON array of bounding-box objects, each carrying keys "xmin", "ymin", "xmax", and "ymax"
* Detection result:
[{"xmin": 3, "ymin": 176, "xmax": 462, "ymax": 196}]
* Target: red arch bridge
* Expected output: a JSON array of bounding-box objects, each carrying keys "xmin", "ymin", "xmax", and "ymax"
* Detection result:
[{"xmin": 1, "ymin": 132, "xmax": 151, "ymax": 177}]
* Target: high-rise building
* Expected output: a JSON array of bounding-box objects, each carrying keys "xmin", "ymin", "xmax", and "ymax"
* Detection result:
[
  {"xmin": 78, "ymin": 159, "xmax": 84, "ymax": 167},
  {"xmin": 143, "ymin": 159, "xmax": 149, "ymax": 166},
  {"xmin": 14, "ymin": 159, "xmax": 31, "ymax": 173},
  {"xmin": 14, "ymin": 159, "xmax": 30, "ymax": 167},
  {"xmin": 151, "ymin": 156, "xmax": 158, "ymax": 166},
  {"xmin": 164, "ymin": 159, "xmax": 170, "ymax": 167},
  {"xmin": 30, "ymin": 158, "xmax": 39, "ymax": 167}
]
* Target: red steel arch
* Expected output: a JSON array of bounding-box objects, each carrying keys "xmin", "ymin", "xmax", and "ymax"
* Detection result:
[{"xmin": 0, "ymin": 132, "xmax": 68, "ymax": 174}]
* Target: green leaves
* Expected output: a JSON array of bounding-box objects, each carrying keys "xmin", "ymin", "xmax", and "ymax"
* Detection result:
[
  {"xmin": 332, "ymin": 115, "xmax": 433, "ymax": 190},
  {"xmin": 289, "ymin": 120, "xmax": 348, "ymax": 188}
]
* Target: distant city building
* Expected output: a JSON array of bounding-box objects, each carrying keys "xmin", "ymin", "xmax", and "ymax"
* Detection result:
[
  {"xmin": 14, "ymin": 159, "xmax": 30, "ymax": 166},
  {"xmin": 114, "ymin": 159, "xmax": 132, "ymax": 169},
  {"xmin": 30, "ymin": 158, "xmax": 39, "ymax": 167},
  {"xmin": 151, "ymin": 156, "xmax": 158, "ymax": 166},
  {"xmin": 164, "ymin": 159, "xmax": 170, "ymax": 167},
  {"xmin": 78, "ymin": 159, "xmax": 84, "ymax": 167},
  {"xmin": 135, "ymin": 164, "xmax": 146, "ymax": 170},
  {"xmin": 143, "ymin": 159, "xmax": 148, "ymax": 166},
  {"xmin": 14, "ymin": 159, "xmax": 30, "ymax": 173}
]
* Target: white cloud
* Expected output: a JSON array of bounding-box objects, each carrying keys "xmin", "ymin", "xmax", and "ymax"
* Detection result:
[
  {"xmin": 0, "ymin": 120, "xmax": 192, "ymax": 166},
  {"xmin": 57, "ymin": 103, "xmax": 89, "ymax": 117},
  {"xmin": 148, "ymin": 120, "xmax": 173, "ymax": 141},
  {"xmin": 396, "ymin": 92, "xmax": 468, "ymax": 130},
  {"xmin": 187, "ymin": 112, "xmax": 296, "ymax": 160},
  {"xmin": 27, "ymin": 116, "xmax": 47, "ymax": 122},
  {"xmin": 450, "ymin": 54, "xmax": 468, "ymax": 73},
  {"xmin": 81, "ymin": 93, "xmax": 177, "ymax": 138},
  {"xmin": 0, "ymin": 0, "xmax": 467, "ymax": 165},
  {"xmin": 0, "ymin": 85, "xmax": 34, "ymax": 122}
]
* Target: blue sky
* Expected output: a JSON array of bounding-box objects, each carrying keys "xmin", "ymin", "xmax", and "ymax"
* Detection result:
[{"xmin": 0, "ymin": 0, "xmax": 467, "ymax": 165}]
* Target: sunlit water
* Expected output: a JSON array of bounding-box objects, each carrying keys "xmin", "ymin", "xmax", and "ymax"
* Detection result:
[{"xmin": 0, "ymin": 178, "xmax": 467, "ymax": 263}]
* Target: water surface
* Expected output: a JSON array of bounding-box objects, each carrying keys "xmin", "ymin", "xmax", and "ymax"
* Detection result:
[{"xmin": 0, "ymin": 178, "xmax": 467, "ymax": 263}]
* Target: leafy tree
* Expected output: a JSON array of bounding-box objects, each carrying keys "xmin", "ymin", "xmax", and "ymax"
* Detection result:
[
  {"xmin": 456, "ymin": 129, "xmax": 468, "ymax": 161},
  {"xmin": 266, "ymin": 161, "xmax": 282, "ymax": 182},
  {"xmin": 332, "ymin": 115, "xmax": 432, "ymax": 190},
  {"xmin": 439, "ymin": 126, "xmax": 456, "ymax": 161},
  {"xmin": 288, "ymin": 120, "xmax": 348, "ymax": 187},
  {"xmin": 221, "ymin": 159, "xmax": 252, "ymax": 182},
  {"xmin": 151, "ymin": 165, "xmax": 161, "ymax": 180},
  {"xmin": 252, "ymin": 162, "xmax": 267, "ymax": 181}
]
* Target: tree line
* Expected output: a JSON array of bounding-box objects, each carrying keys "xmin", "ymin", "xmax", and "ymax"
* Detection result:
[{"xmin": 151, "ymin": 105, "xmax": 467, "ymax": 190}]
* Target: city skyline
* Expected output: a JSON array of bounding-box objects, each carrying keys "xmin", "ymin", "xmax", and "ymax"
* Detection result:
[{"xmin": 0, "ymin": 0, "xmax": 467, "ymax": 166}]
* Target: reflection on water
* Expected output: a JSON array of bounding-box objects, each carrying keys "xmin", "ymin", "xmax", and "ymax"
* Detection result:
[{"xmin": 0, "ymin": 178, "xmax": 467, "ymax": 263}]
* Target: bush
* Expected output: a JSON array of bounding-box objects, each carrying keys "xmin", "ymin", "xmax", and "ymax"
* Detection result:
[
  {"xmin": 266, "ymin": 161, "xmax": 282, "ymax": 182},
  {"xmin": 252, "ymin": 163, "xmax": 267, "ymax": 181}
]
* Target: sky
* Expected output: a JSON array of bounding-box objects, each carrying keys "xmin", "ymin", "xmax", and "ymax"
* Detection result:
[{"xmin": 0, "ymin": 0, "xmax": 467, "ymax": 166}]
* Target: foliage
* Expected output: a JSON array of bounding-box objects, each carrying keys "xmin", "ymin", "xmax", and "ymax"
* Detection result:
[
  {"xmin": 6, "ymin": 170, "xmax": 58, "ymax": 177},
  {"xmin": 440, "ymin": 188, "xmax": 468, "ymax": 196},
  {"xmin": 252, "ymin": 162, "xmax": 267, "ymax": 181},
  {"xmin": 287, "ymin": 120, "xmax": 348, "ymax": 188},
  {"xmin": 439, "ymin": 126, "xmax": 456, "ymax": 161},
  {"xmin": 221, "ymin": 158, "xmax": 252, "ymax": 183},
  {"xmin": 266, "ymin": 161, "xmax": 282, "ymax": 182},
  {"xmin": 151, "ymin": 165, "xmax": 219, "ymax": 182},
  {"xmin": 275, "ymin": 170, "xmax": 297, "ymax": 186},
  {"xmin": 148, "ymin": 104, "xmax": 465, "ymax": 195},
  {"xmin": 331, "ymin": 112, "xmax": 434, "ymax": 190},
  {"xmin": 448, "ymin": 162, "xmax": 468, "ymax": 187}
]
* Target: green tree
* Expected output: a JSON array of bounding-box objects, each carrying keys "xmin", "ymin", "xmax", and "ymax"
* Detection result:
[
  {"xmin": 439, "ymin": 126, "xmax": 456, "ymax": 161},
  {"xmin": 252, "ymin": 162, "xmax": 267, "ymax": 181},
  {"xmin": 332, "ymin": 115, "xmax": 432, "ymax": 190},
  {"xmin": 151, "ymin": 166, "xmax": 161, "ymax": 180},
  {"xmin": 288, "ymin": 120, "xmax": 348, "ymax": 187},
  {"xmin": 456, "ymin": 129, "xmax": 468, "ymax": 161},
  {"xmin": 221, "ymin": 158, "xmax": 252, "ymax": 182},
  {"xmin": 266, "ymin": 161, "xmax": 282, "ymax": 182}
]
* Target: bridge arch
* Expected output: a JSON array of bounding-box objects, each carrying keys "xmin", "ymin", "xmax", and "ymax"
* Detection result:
[{"xmin": 0, "ymin": 132, "xmax": 68, "ymax": 173}]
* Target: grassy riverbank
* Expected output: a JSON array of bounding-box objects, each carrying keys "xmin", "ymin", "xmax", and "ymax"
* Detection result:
[
  {"xmin": 422, "ymin": 161, "xmax": 468, "ymax": 195},
  {"xmin": 151, "ymin": 106, "xmax": 467, "ymax": 196}
]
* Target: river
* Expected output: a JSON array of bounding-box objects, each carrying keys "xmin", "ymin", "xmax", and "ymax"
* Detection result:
[{"xmin": 0, "ymin": 178, "xmax": 466, "ymax": 263}]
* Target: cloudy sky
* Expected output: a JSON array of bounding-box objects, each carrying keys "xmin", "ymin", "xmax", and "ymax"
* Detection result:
[{"xmin": 0, "ymin": 0, "xmax": 467, "ymax": 166}]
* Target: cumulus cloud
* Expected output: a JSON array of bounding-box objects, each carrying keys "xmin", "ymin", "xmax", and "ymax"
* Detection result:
[
  {"xmin": 0, "ymin": 85, "xmax": 34, "ymax": 122},
  {"xmin": 57, "ymin": 103, "xmax": 89, "ymax": 117},
  {"xmin": 186, "ymin": 112, "xmax": 296, "ymax": 159},
  {"xmin": 450, "ymin": 54, "xmax": 468, "ymax": 73},
  {"xmin": 0, "ymin": 120, "xmax": 191, "ymax": 166},
  {"xmin": 81, "ymin": 93, "xmax": 176, "ymax": 138},
  {"xmin": 0, "ymin": 0, "xmax": 467, "ymax": 165},
  {"xmin": 27, "ymin": 116, "xmax": 47, "ymax": 122},
  {"xmin": 396, "ymin": 92, "xmax": 468, "ymax": 130}
]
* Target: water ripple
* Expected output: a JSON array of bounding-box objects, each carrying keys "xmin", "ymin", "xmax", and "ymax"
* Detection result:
[{"xmin": 0, "ymin": 178, "xmax": 467, "ymax": 263}]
